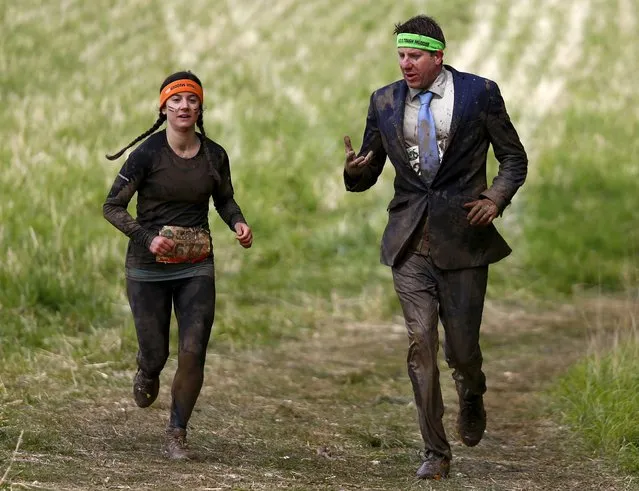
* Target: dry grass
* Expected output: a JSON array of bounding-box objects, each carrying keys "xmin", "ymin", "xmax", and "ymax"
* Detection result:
[{"xmin": 1, "ymin": 297, "xmax": 637, "ymax": 490}]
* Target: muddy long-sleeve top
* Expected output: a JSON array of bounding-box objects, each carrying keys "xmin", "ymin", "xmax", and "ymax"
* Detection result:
[{"xmin": 103, "ymin": 130, "xmax": 246, "ymax": 269}]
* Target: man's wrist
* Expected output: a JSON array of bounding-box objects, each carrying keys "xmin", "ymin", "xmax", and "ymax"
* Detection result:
[{"xmin": 479, "ymin": 190, "xmax": 504, "ymax": 211}]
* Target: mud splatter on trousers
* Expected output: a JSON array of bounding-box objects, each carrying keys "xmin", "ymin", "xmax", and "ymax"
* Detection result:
[
  {"xmin": 126, "ymin": 275, "xmax": 215, "ymax": 429},
  {"xmin": 392, "ymin": 252, "xmax": 488, "ymax": 460}
]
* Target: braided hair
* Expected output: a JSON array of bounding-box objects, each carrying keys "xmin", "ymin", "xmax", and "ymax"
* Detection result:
[
  {"xmin": 106, "ymin": 70, "xmax": 220, "ymax": 185},
  {"xmin": 105, "ymin": 111, "xmax": 166, "ymax": 160},
  {"xmin": 196, "ymin": 111, "xmax": 221, "ymax": 183}
]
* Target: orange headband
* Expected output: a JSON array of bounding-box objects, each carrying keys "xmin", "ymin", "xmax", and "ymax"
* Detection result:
[{"xmin": 159, "ymin": 79, "xmax": 204, "ymax": 108}]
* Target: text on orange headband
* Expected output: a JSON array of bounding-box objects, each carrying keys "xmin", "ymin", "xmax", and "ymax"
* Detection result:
[{"xmin": 159, "ymin": 79, "xmax": 204, "ymax": 107}]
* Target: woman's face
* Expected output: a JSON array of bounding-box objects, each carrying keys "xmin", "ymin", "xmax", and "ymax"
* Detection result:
[{"xmin": 162, "ymin": 91, "xmax": 201, "ymax": 131}]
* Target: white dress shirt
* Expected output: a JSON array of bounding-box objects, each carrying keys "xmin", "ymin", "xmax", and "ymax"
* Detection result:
[{"xmin": 403, "ymin": 66, "xmax": 455, "ymax": 175}]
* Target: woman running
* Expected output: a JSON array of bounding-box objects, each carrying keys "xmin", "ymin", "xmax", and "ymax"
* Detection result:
[{"xmin": 103, "ymin": 70, "xmax": 252, "ymax": 460}]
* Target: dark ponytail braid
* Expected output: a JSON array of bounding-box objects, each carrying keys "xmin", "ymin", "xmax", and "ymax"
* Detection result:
[
  {"xmin": 196, "ymin": 112, "xmax": 221, "ymax": 184},
  {"xmin": 105, "ymin": 71, "xmax": 196, "ymax": 160},
  {"xmin": 106, "ymin": 70, "xmax": 218, "ymax": 190},
  {"xmin": 105, "ymin": 112, "xmax": 167, "ymax": 160}
]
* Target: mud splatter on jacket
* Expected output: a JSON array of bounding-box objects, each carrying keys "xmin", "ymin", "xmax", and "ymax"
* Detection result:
[{"xmin": 345, "ymin": 66, "xmax": 527, "ymax": 269}]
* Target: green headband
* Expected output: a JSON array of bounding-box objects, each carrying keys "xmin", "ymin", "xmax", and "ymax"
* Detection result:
[{"xmin": 396, "ymin": 33, "xmax": 445, "ymax": 51}]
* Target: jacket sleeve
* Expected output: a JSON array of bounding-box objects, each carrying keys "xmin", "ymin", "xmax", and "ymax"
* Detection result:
[
  {"xmin": 481, "ymin": 82, "xmax": 528, "ymax": 211},
  {"xmin": 102, "ymin": 150, "xmax": 155, "ymax": 249},
  {"xmin": 212, "ymin": 148, "xmax": 246, "ymax": 231},
  {"xmin": 344, "ymin": 93, "xmax": 388, "ymax": 192}
]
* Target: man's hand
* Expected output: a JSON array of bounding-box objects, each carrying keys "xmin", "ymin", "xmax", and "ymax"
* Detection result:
[
  {"xmin": 463, "ymin": 198, "xmax": 499, "ymax": 227},
  {"xmin": 149, "ymin": 235, "xmax": 175, "ymax": 255},
  {"xmin": 234, "ymin": 222, "xmax": 253, "ymax": 248},
  {"xmin": 344, "ymin": 135, "xmax": 373, "ymax": 177}
]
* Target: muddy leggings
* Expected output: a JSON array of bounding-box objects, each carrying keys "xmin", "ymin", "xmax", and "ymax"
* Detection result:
[{"xmin": 126, "ymin": 275, "xmax": 215, "ymax": 430}]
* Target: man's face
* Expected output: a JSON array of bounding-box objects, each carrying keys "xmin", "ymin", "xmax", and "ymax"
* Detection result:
[{"xmin": 398, "ymin": 48, "xmax": 443, "ymax": 90}]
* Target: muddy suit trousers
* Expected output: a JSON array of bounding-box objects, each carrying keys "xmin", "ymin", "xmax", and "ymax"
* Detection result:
[{"xmin": 392, "ymin": 252, "xmax": 488, "ymax": 460}]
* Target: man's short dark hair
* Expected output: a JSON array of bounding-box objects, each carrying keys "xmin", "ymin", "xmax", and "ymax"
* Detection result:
[{"xmin": 394, "ymin": 15, "xmax": 446, "ymax": 48}]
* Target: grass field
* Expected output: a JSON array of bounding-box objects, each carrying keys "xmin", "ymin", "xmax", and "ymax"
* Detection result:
[
  {"xmin": 1, "ymin": 0, "xmax": 638, "ymax": 488},
  {"xmin": 552, "ymin": 311, "xmax": 639, "ymax": 474}
]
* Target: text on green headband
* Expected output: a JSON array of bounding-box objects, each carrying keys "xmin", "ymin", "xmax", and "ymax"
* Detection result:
[{"xmin": 396, "ymin": 33, "xmax": 445, "ymax": 52}]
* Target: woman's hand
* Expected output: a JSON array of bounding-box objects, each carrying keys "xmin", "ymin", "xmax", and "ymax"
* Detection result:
[
  {"xmin": 234, "ymin": 222, "xmax": 253, "ymax": 248},
  {"xmin": 149, "ymin": 235, "xmax": 175, "ymax": 255}
]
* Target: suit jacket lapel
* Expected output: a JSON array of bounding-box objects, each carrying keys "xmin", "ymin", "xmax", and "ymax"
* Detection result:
[
  {"xmin": 392, "ymin": 81, "xmax": 409, "ymax": 161},
  {"xmin": 442, "ymin": 66, "xmax": 467, "ymax": 161}
]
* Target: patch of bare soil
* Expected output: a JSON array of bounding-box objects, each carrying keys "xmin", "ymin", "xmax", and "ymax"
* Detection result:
[{"xmin": 2, "ymin": 298, "xmax": 638, "ymax": 490}]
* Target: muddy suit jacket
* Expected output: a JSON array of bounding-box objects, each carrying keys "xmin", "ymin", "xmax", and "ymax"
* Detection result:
[{"xmin": 345, "ymin": 65, "xmax": 528, "ymax": 269}]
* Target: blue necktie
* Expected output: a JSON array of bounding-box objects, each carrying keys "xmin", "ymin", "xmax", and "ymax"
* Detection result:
[{"xmin": 417, "ymin": 91, "xmax": 440, "ymax": 184}]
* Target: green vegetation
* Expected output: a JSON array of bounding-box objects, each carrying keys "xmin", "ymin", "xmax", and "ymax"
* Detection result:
[
  {"xmin": 552, "ymin": 321, "xmax": 639, "ymax": 473},
  {"xmin": 0, "ymin": 1, "xmax": 473, "ymax": 354},
  {"xmin": 1, "ymin": 0, "xmax": 638, "ymax": 485},
  {"xmin": 520, "ymin": 14, "xmax": 639, "ymax": 294}
]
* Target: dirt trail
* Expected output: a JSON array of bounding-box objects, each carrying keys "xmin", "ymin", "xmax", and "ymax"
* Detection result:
[{"xmin": 4, "ymin": 297, "xmax": 638, "ymax": 490}]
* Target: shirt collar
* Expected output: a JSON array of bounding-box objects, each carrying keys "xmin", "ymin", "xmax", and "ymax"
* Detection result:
[{"xmin": 409, "ymin": 66, "xmax": 449, "ymax": 101}]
